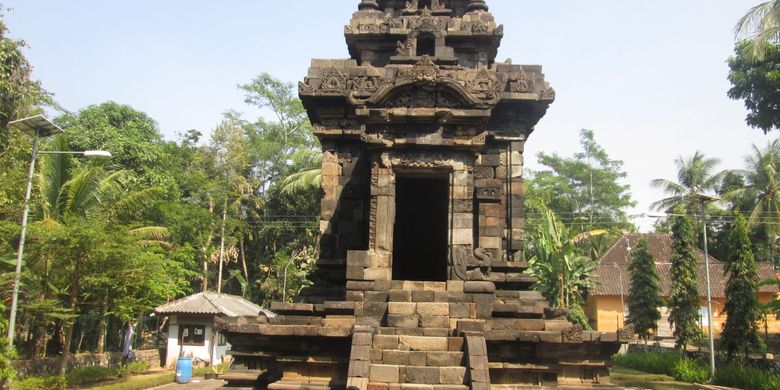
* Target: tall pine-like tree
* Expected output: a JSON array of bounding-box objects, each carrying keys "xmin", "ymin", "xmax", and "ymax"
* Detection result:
[
  {"xmin": 721, "ymin": 213, "xmax": 763, "ymax": 361},
  {"xmin": 668, "ymin": 207, "xmax": 703, "ymax": 350},
  {"xmin": 627, "ymin": 238, "xmax": 663, "ymax": 342}
]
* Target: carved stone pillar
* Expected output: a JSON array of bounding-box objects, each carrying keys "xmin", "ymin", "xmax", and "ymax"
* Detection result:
[
  {"xmin": 358, "ymin": 0, "xmax": 380, "ymax": 11},
  {"xmin": 467, "ymin": 0, "xmax": 489, "ymax": 13}
]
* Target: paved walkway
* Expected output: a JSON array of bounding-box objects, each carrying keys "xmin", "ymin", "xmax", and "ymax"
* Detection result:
[{"xmin": 152, "ymin": 379, "xmax": 227, "ymax": 389}]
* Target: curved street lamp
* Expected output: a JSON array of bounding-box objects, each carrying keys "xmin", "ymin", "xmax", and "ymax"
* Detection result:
[{"xmin": 6, "ymin": 115, "xmax": 111, "ymax": 347}]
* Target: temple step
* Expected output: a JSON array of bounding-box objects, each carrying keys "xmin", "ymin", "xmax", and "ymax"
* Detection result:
[{"xmin": 365, "ymin": 332, "xmax": 469, "ymax": 386}]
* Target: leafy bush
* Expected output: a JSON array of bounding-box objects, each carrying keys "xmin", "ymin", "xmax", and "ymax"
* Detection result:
[
  {"xmin": 714, "ymin": 365, "xmax": 780, "ymax": 390},
  {"xmin": 116, "ymin": 361, "xmax": 150, "ymax": 378},
  {"xmin": 613, "ymin": 351, "xmax": 683, "ymax": 376},
  {"xmin": 671, "ymin": 358, "xmax": 709, "ymax": 383},
  {"xmin": 65, "ymin": 366, "xmax": 117, "ymax": 387},
  {"xmin": 13, "ymin": 375, "xmax": 66, "ymax": 390}
]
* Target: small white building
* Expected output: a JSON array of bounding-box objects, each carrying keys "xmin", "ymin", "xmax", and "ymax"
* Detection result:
[{"xmin": 155, "ymin": 292, "xmax": 273, "ymax": 367}]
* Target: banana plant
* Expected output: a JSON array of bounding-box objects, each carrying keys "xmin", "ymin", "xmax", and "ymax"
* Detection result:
[{"xmin": 524, "ymin": 206, "xmax": 606, "ymax": 308}]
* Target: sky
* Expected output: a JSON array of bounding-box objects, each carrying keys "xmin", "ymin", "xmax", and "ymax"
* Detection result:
[{"xmin": 3, "ymin": 0, "xmax": 775, "ymax": 230}]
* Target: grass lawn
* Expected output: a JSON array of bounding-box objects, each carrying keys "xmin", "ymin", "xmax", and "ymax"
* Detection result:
[
  {"xmin": 85, "ymin": 367, "xmax": 212, "ymax": 390},
  {"xmin": 611, "ymin": 365, "xmax": 699, "ymax": 390}
]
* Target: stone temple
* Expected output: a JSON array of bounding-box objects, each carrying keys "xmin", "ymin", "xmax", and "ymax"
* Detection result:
[{"xmin": 220, "ymin": 1, "xmax": 631, "ymax": 388}]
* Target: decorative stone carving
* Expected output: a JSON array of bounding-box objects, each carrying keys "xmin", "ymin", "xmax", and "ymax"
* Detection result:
[
  {"xmin": 562, "ymin": 324, "xmax": 584, "ymax": 343},
  {"xmin": 396, "ymin": 38, "xmax": 413, "ymax": 56},
  {"xmin": 617, "ymin": 324, "xmax": 636, "ymax": 342},
  {"xmin": 321, "ymin": 69, "xmax": 348, "ymax": 91},
  {"xmin": 472, "ymin": 22, "xmax": 489, "ymax": 34},
  {"xmin": 350, "ymin": 76, "xmax": 384, "ymax": 92},
  {"xmin": 541, "ymin": 81, "xmax": 556, "ymax": 101},
  {"xmin": 473, "ymin": 248, "xmax": 492, "ymax": 266},
  {"xmin": 298, "ymin": 79, "xmax": 314, "ymax": 94},
  {"xmin": 509, "ymin": 68, "xmax": 536, "ymax": 93},
  {"xmin": 466, "ymin": 70, "xmax": 495, "ymax": 93},
  {"xmin": 476, "ymin": 187, "xmax": 501, "ymax": 201}
]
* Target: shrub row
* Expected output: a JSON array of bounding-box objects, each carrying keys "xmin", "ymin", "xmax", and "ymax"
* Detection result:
[
  {"xmin": 713, "ymin": 365, "xmax": 780, "ymax": 390},
  {"xmin": 615, "ymin": 351, "xmax": 780, "ymax": 389},
  {"xmin": 13, "ymin": 361, "xmax": 150, "ymax": 389}
]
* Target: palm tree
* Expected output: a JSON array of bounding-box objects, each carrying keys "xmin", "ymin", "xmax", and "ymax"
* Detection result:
[
  {"xmin": 723, "ymin": 140, "xmax": 780, "ymax": 255},
  {"xmin": 32, "ymin": 134, "xmax": 158, "ymax": 372},
  {"xmin": 650, "ymin": 152, "xmax": 725, "ymax": 212},
  {"xmin": 278, "ymin": 149, "xmax": 322, "ymax": 195},
  {"xmin": 735, "ymin": 1, "xmax": 780, "ymax": 61}
]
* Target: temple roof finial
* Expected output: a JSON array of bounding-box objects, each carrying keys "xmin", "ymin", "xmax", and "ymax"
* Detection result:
[
  {"xmin": 358, "ymin": 0, "xmax": 380, "ymax": 11},
  {"xmin": 467, "ymin": 0, "xmax": 489, "ymax": 13}
]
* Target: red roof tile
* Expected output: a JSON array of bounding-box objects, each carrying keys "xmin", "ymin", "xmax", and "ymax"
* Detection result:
[{"xmin": 591, "ymin": 233, "xmax": 778, "ymax": 297}]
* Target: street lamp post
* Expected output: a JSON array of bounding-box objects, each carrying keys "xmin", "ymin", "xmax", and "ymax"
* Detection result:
[
  {"xmin": 6, "ymin": 116, "xmax": 111, "ymax": 348},
  {"xmin": 696, "ymin": 194, "xmax": 719, "ymax": 380},
  {"xmin": 647, "ymin": 193, "xmax": 719, "ymax": 380}
]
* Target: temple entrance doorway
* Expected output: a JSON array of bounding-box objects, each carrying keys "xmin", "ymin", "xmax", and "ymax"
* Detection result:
[{"xmin": 392, "ymin": 173, "xmax": 449, "ymax": 281}]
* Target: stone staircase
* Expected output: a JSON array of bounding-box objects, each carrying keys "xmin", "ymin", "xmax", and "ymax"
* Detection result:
[{"xmin": 341, "ymin": 281, "xmax": 494, "ymax": 390}]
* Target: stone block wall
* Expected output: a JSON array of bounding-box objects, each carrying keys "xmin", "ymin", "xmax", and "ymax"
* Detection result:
[{"xmin": 13, "ymin": 349, "xmax": 161, "ymax": 379}]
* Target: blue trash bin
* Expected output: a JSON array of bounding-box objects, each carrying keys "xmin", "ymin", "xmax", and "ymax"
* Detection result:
[{"xmin": 175, "ymin": 357, "xmax": 193, "ymax": 384}]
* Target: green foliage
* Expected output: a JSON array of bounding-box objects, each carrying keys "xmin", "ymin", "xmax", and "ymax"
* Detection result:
[
  {"xmin": 65, "ymin": 366, "xmax": 117, "ymax": 387},
  {"xmin": 524, "ymin": 205, "xmax": 603, "ymax": 311},
  {"xmin": 13, "ymin": 375, "xmax": 66, "ymax": 390},
  {"xmin": 627, "ymin": 239, "xmax": 663, "ymax": 341},
  {"xmin": 729, "ymin": 42, "xmax": 780, "ymax": 133},
  {"xmin": 613, "ymin": 350, "xmax": 684, "ymax": 375},
  {"xmin": 240, "ymin": 73, "xmax": 317, "ymax": 186},
  {"xmin": 613, "ymin": 351, "xmax": 708, "ymax": 384},
  {"xmin": 55, "ymin": 102, "xmax": 173, "ymax": 189},
  {"xmin": 0, "ymin": 11, "xmax": 52, "ymax": 151},
  {"xmin": 722, "ymin": 139, "xmax": 780, "ymax": 265},
  {"xmin": 116, "ymin": 361, "xmax": 149, "ymax": 378},
  {"xmin": 651, "ymin": 152, "xmax": 724, "ymax": 213},
  {"xmin": 713, "ymin": 365, "xmax": 780, "ymax": 390},
  {"xmin": 721, "ymin": 213, "xmax": 763, "ymax": 361},
  {"xmin": 526, "ymin": 129, "xmax": 634, "ymax": 255},
  {"xmin": 735, "ymin": 1, "xmax": 780, "ymax": 61},
  {"xmin": 670, "ymin": 359, "xmax": 709, "ymax": 383},
  {"xmin": 668, "ymin": 208, "xmax": 704, "ymax": 350},
  {"xmin": 0, "ymin": 301, "xmax": 16, "ymax": 385}
]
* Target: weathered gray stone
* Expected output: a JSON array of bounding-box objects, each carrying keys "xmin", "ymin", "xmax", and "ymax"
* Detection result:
[
  {"xmin": 370, "ymin": 364, "xmax": 400, "ymax": 383},
  {"xmin": 405, "ymin": 366, "xmax": 440, "ymax": 384}
]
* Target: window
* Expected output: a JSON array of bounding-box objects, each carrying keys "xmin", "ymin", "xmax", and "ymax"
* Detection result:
[
  {"xmin": 418, "ymin": 0, "xmax": 432, "ymax": 9},
  {"xmin": 179, "ymin": 325, "xmax": 206, "ymax": 346},
  {"xmin": 217, "ymin": 332, "xmax": 227, "ymax": 346},
  {"xmin": 416, "ymin": 33, "xmax": 436, "ymax": 57},
  {"xmin": 699, "ymin": 306, "xmax": 715, "ymax": 326}
]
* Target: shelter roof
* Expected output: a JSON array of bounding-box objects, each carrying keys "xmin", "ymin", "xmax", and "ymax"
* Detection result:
[{"xmin": 154, "ymin": 292, "xmax": 274, "ymax": 318}]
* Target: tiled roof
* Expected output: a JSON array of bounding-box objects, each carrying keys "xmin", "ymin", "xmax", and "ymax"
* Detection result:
[
  {"xmin": 154, "ymin": 292, "xmax": 274, "ymax": 317},
  {"xmin": 591, "ymin": 233, "xmax": 778, "ymax": 297}
]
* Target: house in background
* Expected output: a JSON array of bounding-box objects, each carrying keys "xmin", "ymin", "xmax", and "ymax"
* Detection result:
[
  {"xmin": 155, "ymin": 292, "xmax": 273, "ymax": 367},
  {"xmin": 586, "ymin": 233, "xmax": 779, "ymax": 337}
]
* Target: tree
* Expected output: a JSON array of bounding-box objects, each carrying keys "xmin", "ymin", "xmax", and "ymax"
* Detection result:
[
  {"xmin": 734, "ymin": 1, "xmax": 780, "ymax": 61},
  {"xmin": 0, "ymin": 9, "xmax": 51, "ymax": 152},
  {"xmin": 651, "ymin": 152, "xmax": 725, "ymax": 213},
  {"xmin": 723, "ymin": 140, "xmax": 780, "ymax": 254},
  {"xmin": 668, "ymin": 207, "xmax": 703, "ymax": 350},
  {"xmin": 278, "ymin": 149, "xmax": 322, "ymax": 195},
  {"xmin": 524, "ymin": 204, "xmax": 606, "ymax": 328},
  {"xmin": 240, "ymin": 73, "xmax": 318, "ymax": 190},
  {"xmin": 527, "ymin": 129, "xmax": 634, "ymax": 231},
  {"xmin": 721, "ymin": 213, "xmax": 763, "ymax": 362},
  {"xmin": 25, "ymin": 134, "xmax": 165, "ymax": 371},
  {"xmin": 56, "ymin": 102, "xmax": 173, "ymax": 189},
  {"xmin": 728, "ymin": 43, "xmax": 780, "ymax": 134},
  {"xmin": 626, "ymin": 239, "xmax": 663, "ymax": 343}
]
